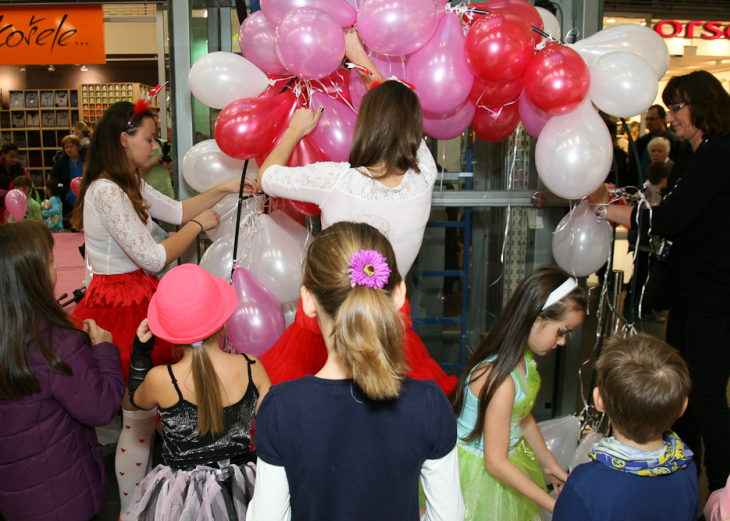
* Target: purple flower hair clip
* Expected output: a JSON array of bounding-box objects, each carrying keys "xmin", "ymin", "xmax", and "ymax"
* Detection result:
[{"xmin": 349, "ymin": 250, "xmax": 391, "ymax": 290}]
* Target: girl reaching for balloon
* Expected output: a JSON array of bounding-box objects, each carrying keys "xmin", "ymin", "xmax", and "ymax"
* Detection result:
[
  {"xmin": 256, "ymin": 28, "xmax": 457, "ymax": 395},
  {"xmin": 247, "ymin": 221, "xmax": 464, "ymax": 521},
  {"xmin": 450, "ymin": 266, "xmax": 587, "ymax": 520}
]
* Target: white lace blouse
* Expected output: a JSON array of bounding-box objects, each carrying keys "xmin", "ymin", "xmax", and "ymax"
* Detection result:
[
  {"xmin": 83, "ymin": 179, "xmax": 183, "ymax": 275},
  {"xmin": 261, "ymin": 140, "xmax": 437, "ymax": 276}
]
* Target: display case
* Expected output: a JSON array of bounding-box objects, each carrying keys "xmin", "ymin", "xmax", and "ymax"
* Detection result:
[{"xmin": 78, "ymin": 82, "xmax": 160, "ymax": 123}]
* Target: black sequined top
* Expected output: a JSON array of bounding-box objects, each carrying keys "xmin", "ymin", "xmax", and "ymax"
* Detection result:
[{"xmin": 159, "ymin": 354, "xmax": 258, "ymax": 469}]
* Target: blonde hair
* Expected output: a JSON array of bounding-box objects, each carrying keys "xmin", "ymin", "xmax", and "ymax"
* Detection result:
[
  {"xmin": 73, "ymin": 121, "xmax": 92, "ymax": 138},
  {"xmin": 189, "ymin": 335, "xmax": 225, "ymax": 436},
  {"xmin": 303, "ymin": 222, "xmax": 407, "ymax": 399}
]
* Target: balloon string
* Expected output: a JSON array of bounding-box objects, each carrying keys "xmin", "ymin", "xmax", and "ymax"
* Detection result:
[
  {"xmin": 439, "ymin": 140, "xmax": 446, "ymax": 197},
  {"xmin": 448, "ymin": 3, "xmax": 558, "ymax": 44},
  {"xmin": 308, "ymin": 70, "xmax": 359, "ymax": 115}
]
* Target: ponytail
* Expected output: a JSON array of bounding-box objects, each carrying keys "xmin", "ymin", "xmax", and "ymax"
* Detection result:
[
  {"xmin": 334, "ymin": 286, "xmax": 407, "ymax": 399},
  {"xmin": 303, "ymin": 221, "xmax": 406, "ymax": 401},
  {"xmin": 190, "ymin": 340, "xmax": 225, "ymax": 436}
]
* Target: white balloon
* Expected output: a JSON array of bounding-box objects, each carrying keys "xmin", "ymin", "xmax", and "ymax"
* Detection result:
[
  {"xmin": 281, "ymin": 300, "xmax": 298, "ymax": 328},
  {"xmin": 182, "ymin": 139, "xmax": 260, "ymax": 194},
  {"xmin": 552, "ymin": 201, "xmax": 613, "ymax": 277},
  {"xmin": 536, "ymin": 99, "xmax": 613, "ymax": 200},
  {"xmin": 205, "ymin": 193, "xmax": 265, "ymax": 243},
  {"xmin": 589, "ymin": 52, "xmax": 658, "ymax": 118},
  {"xmin": 573, "ymin": 24, "xmax": 670, "ymax": 79},
  {"xmin": 189, "ymin": 52, "xmax": 269, "ymax": 109},
  {"xmin": 536, "ymin": 7, "xmax": 561, "ymax": 42},
  {"xmin": 569, "ymin": 429, "xmax": 603, "ymax": 472},
  {"xmin": 269, "ymin": 209, "xmax": 313, "ymax": 250},
  {"xmin": 538, "ymin": 416, "xmax": 581, "ymax": 472}
]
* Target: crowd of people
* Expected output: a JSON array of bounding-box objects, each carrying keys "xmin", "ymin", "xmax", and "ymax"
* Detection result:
[{"xmin": 0, "ymin": 32, "xmax": 727, "ymax": 521}]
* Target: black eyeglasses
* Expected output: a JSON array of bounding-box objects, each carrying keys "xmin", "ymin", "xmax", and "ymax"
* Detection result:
[{"xmin": 668, "ymin": 103, "xmax": 689, "ymax": 116}]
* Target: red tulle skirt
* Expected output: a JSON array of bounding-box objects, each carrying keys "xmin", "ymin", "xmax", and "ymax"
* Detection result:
[
  {"xmin": 72, "ymin": 269, "xmax": 178, "ymax": 382},
  {"xmin": 260, "ymin": 299, "xmax": 458, "ymax": 395}
]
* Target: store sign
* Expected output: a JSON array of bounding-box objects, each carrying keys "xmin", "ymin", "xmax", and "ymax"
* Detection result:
[
  {"xmin": 655, "ymin": 20, "xmax": 730, "ymax": 39},
  {"xmin": 0, "ymin": 5, "xmax": 105, "ymax": 65}
]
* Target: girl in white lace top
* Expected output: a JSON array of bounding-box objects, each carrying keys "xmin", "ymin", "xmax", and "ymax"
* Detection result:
[
  {"xmin": 70, "ymin": 101, "xmax": 256, "ymax": 512},
  {"xmin": 257, "ymin": 29, "xmax": 457, "ymax": 397}
]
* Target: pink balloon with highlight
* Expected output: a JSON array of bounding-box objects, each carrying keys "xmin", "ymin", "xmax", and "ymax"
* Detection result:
[
  {"xmin": 5, "ymin": 189, "xmax": 27, "ymax": 222},
  {"xmin": 357, "ymin": 0, "xmax": 440, "ymax": 56},
  {"xmin": 309, "ymin": 91, "xmax": 358, "ymax": 162},
  {"xmin": 518, "ymin": 88, "xmax": 554, "ymax": 137},
  {"xmin": 368, "ymin": 47, "xmax": 408, "ymax": 79},
  {"xmin": 239, "ymin": 11, "xmax": 287, "ymax": 74},
  {"xmin": 275, "ymin": 7, "xmax": 345, "ymax": 80},
  {"xmin": 423, "ymin": 100, "xmax": 476, "ymax": 141},
  {"xmin": 261, "ymin": 0, "xmax": 356, "ymax": 28},
  {"xmin": 226, "ymin": 267, "xmax": 286, "ymax": 357},
  {"xmin": 349, "ymin": 68, "xmax": 368, "ymax": 111}
]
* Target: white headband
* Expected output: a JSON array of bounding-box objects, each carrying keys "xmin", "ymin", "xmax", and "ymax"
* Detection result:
[{"xmin": 542, "ymin": 278, "xmax": 579, "ymax": 310}]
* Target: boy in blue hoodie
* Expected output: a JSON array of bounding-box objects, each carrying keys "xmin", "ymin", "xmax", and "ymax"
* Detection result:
[{"xmin": 553, "ymin": 334, "xmax": 698, "ymax": 521}]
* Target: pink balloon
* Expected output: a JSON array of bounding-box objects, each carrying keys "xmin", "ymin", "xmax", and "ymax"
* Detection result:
[
  {"xmin": 5, "ymin": 189, "xmax": 27, "ymax": 222},
  {"xmin": 406, "ymin": 13, "xmax": 474, "ymax": 115},
  {"xmin": 275, "ymin": 7, "xmax": 345, "ymax": 80},
  {"xmin": 226, "ymin": 268, "xmax": 286, "ymax": 357},
  {"xmin": 518, "ymin": 88, "xmax": 553, "ymax": 137},
  {"xmin": 423, "ymin": 100, "xmax": 476, "ymax": 141},
  {"xmin": 261, "ymin": 0, "xmax": 356, "ymax": 28},
  {"xmin": 357, "ymin": 0, "xmax": 440, "ymax": 56},
  {"xmin": 309, "ymin": 92, "xmax": 358, "ymax": 162},
  {"xmin": 214, "ymin": 91, "xmax": 296, "ymax": 160},
  {"xmin": 368, "ymin": 47, "xmax": 408, "ymax": 79},
  {"xmin": 349, "ymin": 68, "xmax": 368, "ymax": 111},
  {"xmin": 239, "ymin": 11, "xmax": 287, "ymax": 74},
  {"xmin": 316, "ymin": 68, "xmax": 353, "ymax": 105}
]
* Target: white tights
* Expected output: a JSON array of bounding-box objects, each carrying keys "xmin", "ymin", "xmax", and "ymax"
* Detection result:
[{"xmin": 116, "ymin": 407, "xmax": 158, "ymax": 513}]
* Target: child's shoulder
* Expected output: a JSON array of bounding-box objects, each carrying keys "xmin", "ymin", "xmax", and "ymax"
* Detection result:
[{"xmin": 468, "ymin": 360, "xmax": 516, "ymax": 399}]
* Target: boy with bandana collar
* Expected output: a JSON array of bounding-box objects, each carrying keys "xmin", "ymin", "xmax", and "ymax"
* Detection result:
[{"xmin": 553, "ymin": 334, "xmax": 698, "ymax": 521}]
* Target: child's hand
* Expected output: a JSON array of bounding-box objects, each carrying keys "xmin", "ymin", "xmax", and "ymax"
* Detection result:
[
  {"xmin": 287, "ymin": 108, "xmax": 323, "ymax": 138},
  {"xmin": 544, "ymin": 464, "xmax": 569, "ymax": 494},
  {"xmin": 136, "ymin": 318, "xmax": 153, "ymax": 343},
  {"xmin": 83, "ymin": 319, "xmax": 113, "ymax": 345}
]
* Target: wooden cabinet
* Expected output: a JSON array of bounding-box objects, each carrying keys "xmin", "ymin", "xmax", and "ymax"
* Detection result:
[{"xmin": 78, "ymin": 82, "xmax": 160, "ymax": 123}]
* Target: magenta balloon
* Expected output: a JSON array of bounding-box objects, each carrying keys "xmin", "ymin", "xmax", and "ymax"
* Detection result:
[
  {"xmin": 406, "ymin": 13, "xmax": 473, "ymax": 115},
  {"xmin": 4, "ymin": 189, "xmax": 27, "ymax": 222},
  {"xmin": 309, "ymin": 92, "xmax": 358, "ymax": 162},
  {"xmin": 261, "ymin": 0, "xmax": 356, "ymax": 28},
  {"xmin": 368, "ymin": 46, "xmax": 408, "ymax": 79},
  {"xmin": 357, "ymin": 0, "xmax": 440, "ymax": 56},
  {"xmin": 226, "ymin": 268, "xmax": 286, "ymax": 358},
  {"xmin": 423, "ymin": 100, "xmax": 476, "ymax": 140},
  {"xmin": 518, "ymin": 88, "xmax": 554, "ymax": 137},
  {"xmin": 349, "ymin": 68, "xmax": 368, "ymax": 111},
  {"xmin": 239, "ymin": 11, "xmax": 287, "ymax": 74},
  {"xmin": 275, "ymin": 7, "xmax": 345, "ymax": 80}
]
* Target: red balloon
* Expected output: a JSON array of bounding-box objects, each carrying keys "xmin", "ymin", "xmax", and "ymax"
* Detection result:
[
  {"xmin": 70, "ymin": 177, "xmax": 82, "ymax": 197},
  {"xmin": 260, "ymin": 73, "xmax": 295, "ymax": 99},
  {"xmin": 464, "ymin": 0, "xmax": 543, "ymax": 32},
  {"xmin": 288, "ymin": 200, "xmax": 321, "ymax": 216},
  {"xmin": 317, "ymin": 67, "xmax": 353, "ymax": 105},
  {"xmin": 524, "ymin": 44, "xmax": 590, "ymax": 115},
  {"xmin": 471, "ymin": 102, "xmax": 520, "ymax": 142},
  {"xmin": 214, "ymin": 91, "xmax": 296, "ymax": 160},
  {"xmin": 269, "ymin": 197, "xmax": 307, "ymax": 225},
  {"xmin": 464, "ymin": 12, "xmax": 535, "ymax": 83},
  {"xmin": 469, "ymin": 72, "xmax": 524, "ymax": 107}
]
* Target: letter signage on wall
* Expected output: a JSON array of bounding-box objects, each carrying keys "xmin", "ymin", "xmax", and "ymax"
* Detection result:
[
  {"xmin": 0, "ymin": 5, "xmax": 105, "ymax": 65},
  {"xmin": 655, "ymin": 20, "xmax": 730, "ymax": 40}
]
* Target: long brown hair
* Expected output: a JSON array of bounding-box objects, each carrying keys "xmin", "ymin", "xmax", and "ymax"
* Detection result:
[
  {"xmin": 662, "ymin": 70, "xmax": 730, "ymax": 139},
  {"xmin": 189, "ymin": 337, "xmax": 225, "ymax": 437},
  {"xmin": 348, "ymin": 81, "xmax": 423, "ymax": 178},
  {"xmin": 0, "ymin": 221, "xmax": 91, "ymax": 400},
  {"xmin": 450, "ymin": 266, "xmax": 587, "ymax": 443},
  {"xmin": 71, "ymin": 101, "xmax": 154, "ymax": 230},
  {"xmin": 303, "ymin": 221, "xmax": 408, "ymax": 399}
]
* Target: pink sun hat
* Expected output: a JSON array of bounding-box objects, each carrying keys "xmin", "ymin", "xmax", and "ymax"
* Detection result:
[{"xmin": 147, "ymin": 264, "xmax": 237, "ymax": 345}]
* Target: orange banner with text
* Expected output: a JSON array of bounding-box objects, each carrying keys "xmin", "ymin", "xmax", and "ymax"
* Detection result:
[{"xmin": 0, "ymin": 5, "xmax": 105, "ymax": 65}]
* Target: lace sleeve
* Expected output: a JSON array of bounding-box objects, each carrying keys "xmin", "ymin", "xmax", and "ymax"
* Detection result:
[
  {"xmin": 91, "ymin": 181, "xmax": 167, "ymax": 273},
  {"xmin": 416, "ymin": 140, "xmax": 438, "ymax": 186},
  {"xmin": 261, "ymin": 162, "xmax": 350, "ymax": 204},
  {"xmin": 141, "ymin": 179, "xmax": 183, "ymax": 225}
]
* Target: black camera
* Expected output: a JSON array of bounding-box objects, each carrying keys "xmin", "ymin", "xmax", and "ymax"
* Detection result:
[{"xmin": 161, "ymin": 142, "xmax": 172, "ymax": 163}]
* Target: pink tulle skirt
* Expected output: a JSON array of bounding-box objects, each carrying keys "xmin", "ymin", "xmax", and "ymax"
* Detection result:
[
  {"xmin": 120, "ymin": 461, "xmax": 256, "ymax": 521},
  {"xmin": 261, "ymin": 298, "xmax": 458, "ymax": 395}
]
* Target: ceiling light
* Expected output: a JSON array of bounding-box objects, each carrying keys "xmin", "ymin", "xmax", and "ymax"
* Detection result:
[
  {"xmin": 48, "ymin": 64, "xmax": 55, "ymax": 72},
  {"xmin": 19, "ymin": 65, "xmax": 26, "ymax": 72},
  {"xmin": 80, "ymin": 65, "xmax": 88, "ymax": 72}
]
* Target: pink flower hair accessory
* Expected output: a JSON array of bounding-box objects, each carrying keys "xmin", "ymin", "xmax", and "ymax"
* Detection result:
[{"xmin": 349, "ymin": 250, "xmax": 391, "ymax": 290}]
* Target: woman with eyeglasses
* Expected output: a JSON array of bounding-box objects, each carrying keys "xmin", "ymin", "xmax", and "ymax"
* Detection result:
[
  {"xmin": 589, "ymin": 70, "xmax": 730, "ymax": 494},
  {"xmin": 70, "ymin": 101, "xmax": 257, "ymax": 512}
]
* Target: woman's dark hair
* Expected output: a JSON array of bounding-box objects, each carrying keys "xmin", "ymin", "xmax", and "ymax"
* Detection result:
[
  {"xmin": 45, "ymin": 177, "xmax": 66, "ymax": 198},
  {"xmin": 71, "ymin": 101, "xmax": 154, "ymax": 230},
  {"xmin": 0, "ymin": 221, "xmax": 91, "ymax": 400},
  {"xmin": 349, "ymin": 81, "xmax": 423, "ymax": 178},
  {"xmin": 450, "ymin": 266, "xmax": 588, "ymax": 443},
  {"xmin": 662, "ymin": 70, "xmax": 730, "ymax": 138},
  {"xmin": 12, "ymin": 175, "xmax": 37, "ymax": 200},
  {"xmin": 2, "ymin": 143, "xmax": 18, "ymax": 155}
]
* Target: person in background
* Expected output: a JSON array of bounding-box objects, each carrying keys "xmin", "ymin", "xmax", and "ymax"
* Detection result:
[
  {"xmin": 630, "ymin": 105, "xmax": 684, "ymax": 184},
  {"xmin": 143, "ymin": 116, "xmax": 176, "ymax": 230},
  {"xmin": 8, "ymin": 175, "xmax": 42, "ymax": 222},
  {"xmin": 248, "ymin": 222, "xmax": 465, "ymax": 521},
  {"xmin": 553, "ymin": 334, "xmax": 698, "ymax": 521},
  {"xmin": 51, "ymin": 134, "xmax": 85, "ymax": 213},
  {"xmin": 0, "ymin": 143, "xmax": 30, "ymax": 224},
  {"xmin": 647, "ymin": 136, "xmax": 674, "ymax": 167},
  {"xmin": 0, "ymin": 221, "xmax": 125, "ymax": 521},
  {"xmin": 72, "ymin": 121, "xmax": 93, "ymax": 150},
  {"xmin": 604, "ymin": 118, "xmax": 629, "ymax": 186},
  {"xmin": 41, "ymin": 178, "xmax": 65, "ymax": 233}
]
